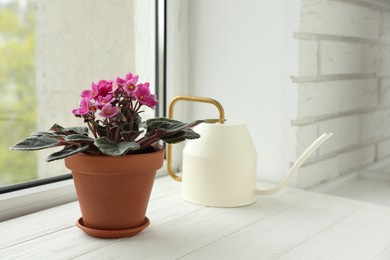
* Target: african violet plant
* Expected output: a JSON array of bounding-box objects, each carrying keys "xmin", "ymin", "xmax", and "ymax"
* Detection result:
[{"xmin": 10, "ymin": 72, "xmax": 203, "ymax": 161}]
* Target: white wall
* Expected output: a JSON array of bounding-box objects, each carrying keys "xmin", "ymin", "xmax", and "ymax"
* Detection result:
[
  {"xmin": 167, "ymin": 0, "xmax": 301, "ymax": 184},
  {"xmin": 294, "ymin": 0, "xmax": 390, "ymax": 188},
  {"xmin": 169, "ymin": 0, "xmax": 390, "ymax": 189}
]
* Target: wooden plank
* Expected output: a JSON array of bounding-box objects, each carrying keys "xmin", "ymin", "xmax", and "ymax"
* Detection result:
[
  {"xmin": 0, "ymin": 189, "xmax": 202, "ymax": 259},
  {"xmin": 173, "ymin": 193, "xmax": 363, "ymax": 259},
  {"xmin": 2, "ymin": 176, "xmax": 390, "ymax": 259},
  {"xmin": 0, "ymin": 227, "xmax": 110, "ymax": 260},
  {"xmin": 149, "ymin": 175, "xmax": 182, "ymax": 199},
  {"xmin": 0, "ymin": 186, "xmax": 307, "ymax": 258},
  {"xmin": 277, "ymin": 203, "xmax": 390, "ymax": 259},
  {"xmin": 0, "ymin": 202, "xmax": 80, "ymax": 250},
  {"xmin": 69, "ymin": 189, "xmax": 311, "ymax": 259},
  {"xmin": 0, "ymin": 176, "xmax": 180, "ymax": 251},
  {"xmin": 374, "ymin": 245, "xmax": 390, "ymax": 260}
]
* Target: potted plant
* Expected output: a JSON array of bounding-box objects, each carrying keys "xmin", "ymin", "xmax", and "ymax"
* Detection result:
[{"xmin": 10, "ymin": 72, "xmax": 203, "ymax": 238}]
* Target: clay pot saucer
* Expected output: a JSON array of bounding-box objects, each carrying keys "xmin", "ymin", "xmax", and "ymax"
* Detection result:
[{"xmin": 76, "ymin": 217, "xmax": 150, "ymax": 239}]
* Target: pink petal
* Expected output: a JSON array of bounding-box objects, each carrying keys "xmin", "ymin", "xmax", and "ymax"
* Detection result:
[{"xmin": 99, "ymin": 104, "xmax": 119, "ymax": 118}]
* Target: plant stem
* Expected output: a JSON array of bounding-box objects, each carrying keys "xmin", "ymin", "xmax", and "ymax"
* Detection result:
[
  {"xmin": 87, "ymin": 121, "xmax": 98, "ymax": 139},
  {"xmin": 105, "ymin": 119, "xmax": 111, "ymax": 140},
  {"xmin": 137, "ymin": 135, "xmax": 160, "ymax": 149},
  {"xmin": 114, "ymin": 126, "xmax": 120, "ymax": 143}
]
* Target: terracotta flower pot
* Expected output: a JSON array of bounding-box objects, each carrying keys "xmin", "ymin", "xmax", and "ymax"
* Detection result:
[{"xmin": 64, "ymin": 145, "xmax": 165, "ymax": 238}]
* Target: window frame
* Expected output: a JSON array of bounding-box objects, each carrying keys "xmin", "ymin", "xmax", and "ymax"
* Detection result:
[{"xmin": 0, "ymin": 0, "xmax": 167, "ymax": 221}]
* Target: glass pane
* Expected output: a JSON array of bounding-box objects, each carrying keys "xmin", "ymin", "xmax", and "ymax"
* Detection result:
[
  {"xmin": 0, "ymin": 0, "xmax": 37, "ymax": 185},
  {"xmin": 0, "ymin": 0, "xmax": 156, "ymax": 188}
]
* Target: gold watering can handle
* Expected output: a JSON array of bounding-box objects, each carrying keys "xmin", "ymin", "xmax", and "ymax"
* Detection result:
[{"xmin": 167, "ymin": 96, "xmax": 225, "ymax": 182}]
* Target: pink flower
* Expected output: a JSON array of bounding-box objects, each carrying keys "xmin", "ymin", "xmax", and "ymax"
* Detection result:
[
  {"xmin": 96, "ymin": 80, "xmax": 113, "ymax": 97},
  {"xmin": 99, "ymin": 103, "xmax": 119, "ymax": 118},
  {"xmin": 72, "ymin": 98, "xmax": 92, "ymax": 116},
  {"xmin": 114, "ymin": 73, "xmax": 139, "ymax": 94},
  {"xmin": 133, "ymin": 82, "xmax": 158, "ymax": 108},
  {"xmin": 143, "ymin": 94, "xmax": 158, "ymax": 108},
  {"xmin": 96, "ymin": 94, "xmax": 113, "ymax": 109},
  {"xmin": 80, "ymin": 80, "xmax": 113, "ymax": 100},
  {"xmin": 81, "ymin": 83, "xmax": 99, "ymax": 99}
]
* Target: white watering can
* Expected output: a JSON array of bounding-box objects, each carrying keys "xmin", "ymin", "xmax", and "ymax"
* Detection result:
[{"xmin": 167, "ymin": 96, "xmax": 333, "ymax": 207}]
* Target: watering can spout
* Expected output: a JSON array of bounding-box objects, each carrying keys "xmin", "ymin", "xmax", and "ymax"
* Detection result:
[{"xmin": 255, "ymin": 132, "xmax": 334, "ymax": 195}]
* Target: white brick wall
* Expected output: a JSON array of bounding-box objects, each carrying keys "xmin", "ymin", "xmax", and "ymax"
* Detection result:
[
  {"xmin": 297, "ymin": 79, "xmax": 378, "ymax": 120},
  {"xmin": 318, "ymin": 115, "xmax": 360, "ymax": 155},
  {"xmin": 320, "ymin": 41, "xmax": 368, "ymax": 75},
  {"xmin": 296, "ymin": 124, "xmax": 319, "ymax": 156},
  {"xmin": 383, "ymin": 12, "xmax": 390, "ymax": 40},
  {"xmin": 338, "ymin": 145, "xmax": 376, "ymax": 174},
  {"xmin": 297, "ymin": 156, "xmax": 339, "ymax": 189},
  {"xmin": 294, "ymin": 0, "xmax": 390, "ymax": 188},
  {"xmin": 299, "ymin": 40, "xmax": 318, "ymax": 76},
  {"xmin": 301, "ymin": 0, "xmax": 381, "ymax": 38},
  {"xmin": 380, "ymin": 77, "xmax": 390, "ymax": 107},
  {"xmin": 377, "ymin": 139, "xmax": 390, "ymax": 160},
  {"xmin": 360, "ymin": 109, "xmax": 390, "ymax": 143}
]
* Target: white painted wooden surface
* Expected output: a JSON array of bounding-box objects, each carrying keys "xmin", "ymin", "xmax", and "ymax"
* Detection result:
[{"xmin": 1, "ymin": 176, "xmax": 390, "ymax": 259}]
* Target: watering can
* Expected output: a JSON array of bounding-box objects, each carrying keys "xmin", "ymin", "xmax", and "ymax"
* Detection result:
[{"xmin": 167, "ymin": 96, "xmax": 333, "ymax": 207}]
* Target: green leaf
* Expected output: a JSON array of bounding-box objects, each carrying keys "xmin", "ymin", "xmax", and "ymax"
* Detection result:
[
  {"xmin": 94, "ymin": 137, "xmax": 140, "ymax": 156},
  {"xmin": 31, "ymin": 131, "xmax": 66, "ymax": 138},
  {"xmin": 10, "ymin": 136, "xmax": 61, "ymax": 151},
  {"xmin": 64, "ymin": 134, "xmax": 94, "ymax": 142},
  {"xmin": 160, "ymin": 129, "xmax": 201, "ymax": 144},
  {"xmin": 122, "ymin": 110, "xmax": 142, "ymax": 130},
  {"xmin": 95, "ymin": 124, "xmax": 108, "ymax": 137},
  {"xmin": 160, "ymin": 131, "xmax": 187, "ymax": 144},
  {"xmin": 145, "ymin": 118, "xmax": 204, "ymax": 136},
  {"xmin": 145, "ymin": 118, "xmax": 182, "ymax": 133},
  {"xmin": 49, "ymin": 124, "xmax": 88, "ymax": 135},
  {"xmin": 120, "ymin": 130, "xmax": 143, "ymax": 142},
  {"xmin": 133, "ymin": 113, "xmax": 142, "ymax": 131},
  {"xmin": 144, "ymin": 118, "xmax": 203, "ymax": 145},
  {"xmin": 64, "ymin": 126, "xmax": 89, "ymax": 135},
  {"xmin": 46, "ymin": 144, "xmax": 89, "ymax": 162},
  {"xmin": 183, "ymin": 129, "xmax": 201, "ymax": 140},
  {"xmin": 49, "ymin": 124, "xmax": 65, "ymax": 132}
]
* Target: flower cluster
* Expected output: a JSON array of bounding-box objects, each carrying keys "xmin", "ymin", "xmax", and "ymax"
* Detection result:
[
  {"xmin": 10, "ymin": 72, "xmax": 203, "ymax": 160},
  {"xmin": 73, "ymin": 73, "xmax": 158, "ymax": 118},
  {"xmin": 72, "ymin": 73, "xmax": 158, "ymax": 143}
]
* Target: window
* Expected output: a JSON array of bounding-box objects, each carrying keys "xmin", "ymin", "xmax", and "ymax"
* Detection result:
[
  {"xmin": 0, "ymin": 0, "xmax": 162, "ymax": 219},
  {"xmin": 0, "ymin": 0, "xmax": 37, "ymax": 188}
]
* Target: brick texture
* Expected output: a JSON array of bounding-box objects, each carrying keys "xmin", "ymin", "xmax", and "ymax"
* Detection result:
[{"xmin": 294, "ymin": 0, "xmax": 390, "ymax": 188}]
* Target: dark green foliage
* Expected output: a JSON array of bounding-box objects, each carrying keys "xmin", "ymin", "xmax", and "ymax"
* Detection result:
[
  {"xmin": 94, "ymin": 137, "xmax": 140, "ymax": 156},
  {"xmin": 10, "ymin": 118, "xmax": 204, "ymax": 160},
  {"xmin": 11, "ymin": 137, "xmax": 61, "ymax": 151},
  {"xmin": 46, "ymin": 144, "xmax": 89, "ymax": 162}
]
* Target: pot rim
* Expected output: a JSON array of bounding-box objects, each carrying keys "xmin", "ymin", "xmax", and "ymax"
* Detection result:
[
  {"xmin": 72, "ymin": 144, "xmax": 164, "ymax": 159},
  {"xmin": 64, "ymin": 144, "xmax": 165, "ymax": 174}
]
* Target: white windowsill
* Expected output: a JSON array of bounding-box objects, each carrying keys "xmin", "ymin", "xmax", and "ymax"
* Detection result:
[
  {"xmin": 1, "ymin": 176, "xmax": 390, "ymax": 258},
  {"xmin": 0, "ymin": 179, "xmax": 77, "ymax": 222}
]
